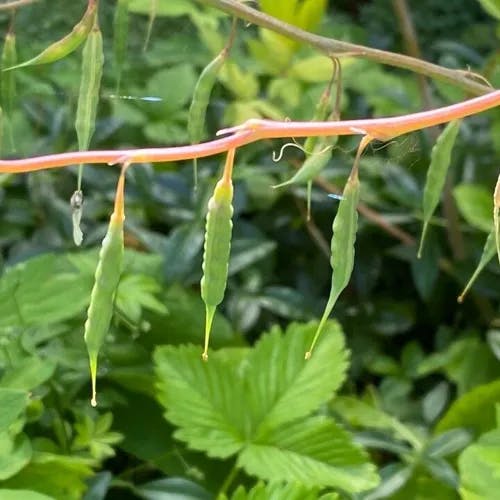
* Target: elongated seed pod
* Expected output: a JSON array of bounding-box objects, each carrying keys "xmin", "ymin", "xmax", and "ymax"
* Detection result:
[
  {"xmin": 4, "ymin": 1, "xmax": 97, "ymax": 71},
  {"xmin": 84, "ymin": 166, "xmax": 127, "ymax": 407},
  {"xmin": 418, "ymin": 120, "xmax": 461, "ymax": 258},
  {"xmin": 73, "ymin": 20, "xmax": 103, "ymax": 245},
  {"xmin": 1, "ymin": 26, "xmax": 16, "ymax": 152},
  {"xmin": 113, "ymin": 0, "xmax": 130, "ymax": 93},
  {"xmin": 188, "ymin": 49, "xmax": 228, "ymax": 189},
  {"xmin": 457, "ymin": 230, "xmax": 496, "ymax": 303},
  {"xmin": 201, "ymin": 149, "xmax": 235, "ymax": 360},
  {"xmin": 1, "ymin": 28, "xmax": 17, "ymax": 117},
  {"xmin": 76, "ymin": 21, "xmax": 103, "ymax": 154},
  {"xmin": 494, "ymin": 173, "xmax": 500, "ymax": 263},
  {"xmin": 306, "ymin": 137, "xmax": 371, "ymax": 358}
]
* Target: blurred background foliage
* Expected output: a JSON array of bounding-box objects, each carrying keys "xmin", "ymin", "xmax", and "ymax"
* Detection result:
[{"xmin": 0, "ymin": 0, "xmax": 499, "ymax": 498}]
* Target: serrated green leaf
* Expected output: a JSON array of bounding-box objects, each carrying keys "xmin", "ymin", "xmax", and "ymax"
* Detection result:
[
  {"xmin": 244, "ymin": 321, "xmax": 348, "ymax": 436},
  {"xmin": 0, "ymin": 253, "xmax": 92, "ymax": 328},
  {"xmin": 436, "ymin": 379, "xmax": 500, "ymax": 436},
  {"xmin": 155, "ymin": 321, "xmax": 347, "ymax": 457},
  {"xmin": 418, "ymin": 120, "xmax": 460, "ymax": 257},
  {"xmin": 223, "ymin": 481, "xmax": 335, "ymax": 500},
  {"xmin": 155, "ymin": 345, "xmax": 246, "ymax": 458},
  {"xmin": 459, "ymin": 426, "xmax": 500, "ymax": 499},
  {"xmin": 238, "ymin": 416, "xmax": 379, "ymax": 493}
]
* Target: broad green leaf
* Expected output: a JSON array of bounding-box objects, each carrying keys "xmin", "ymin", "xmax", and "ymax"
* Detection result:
[
  {"xmin": 244, "ymin": 321, "xmax": 348, "ymax": 436},
  {"xmin": 0, "ymin": 491, "xmax": 54, "ymax": 500},
  {"xmin": 477, "ymin": 0, "xmax": 500, "ymax": 19},
  {"xmin": 259, "ymin": 0, "xmax": 327, "ymax": 52},
  {"xmin": 146, "ymin": 64, "xmax": 197, "ymax": 113},
  {"xmin": 135, "ymin": 477, "xmax": 211, "ymax": 500},
  {"xmin": 145, "ymin": 284, "xmax": 237, "ymax": 349},
  {"xmin": 155, "ymin": 345, "xmax": 246, "ymax": 458},
  {"xmin": 0, "ymin": 389, "xmax": 29, "ymax": 433},
  {"xmin": 289, "ymin": 55, "xmax": 337, "ymax": 82},
  {"xmin": 1, "ymin": 357, "xmax": 56, "ymax": 391},
  {"xmin": 115, "ymin": 273, "xmax": 167, "ymax": 324},
  {"xmin": 155, "ymin": 321, "xmax": 347, "ymax": 457},
  {"xmin": 418, "ymin": 120, "xmax": 460, "ymax": 257},
  {"xmin": 459, "ymin": 426, "xmax": 500, "ymax": 499},
  {"xmin": 0, "ymin": 433, "xmax": 32, "ymax": 480},
  {"xmin": 331, "ymin": 396, "xmax": 394, "ymax": 430},
  {"xmin": 0, "ymin": 254, "xmax": 92, "ymax": 328},
  {"xmin": 238, "ymin": 416, "xmax": 379, "ymax": 493},
  {"xmin": 223, "ymin": 481, "xmax": 338, "ymax": 500},
  {"xmin": 436, "ymin": 380, "xmax": 500, "ymax": 435},
  {"xmin": 331, "ymin": 396, "xmax": 421, "ymax": 449},
  {"xmin": 454, "ymin": 184, "xmax": 494, "ymax": 233},
  {"xmin": 2, "ymin": 452, "xmax": 93, "ymax": 500}
]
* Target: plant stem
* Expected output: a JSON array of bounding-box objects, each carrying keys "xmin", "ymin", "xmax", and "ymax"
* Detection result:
[
  {"xmin": 0, "ymin": 0, "xmax": 39, "ymax": 10},
  {"xmin": 0, "ymin": 90, "xmax": 499, "ymax": 173},
  {"xmin": 197, "ymin": 0, "xmax": 492, "ymax": 95},
  {"xmin": 218, "ymin": 463, "xmax": 238, "ymax": 497}
]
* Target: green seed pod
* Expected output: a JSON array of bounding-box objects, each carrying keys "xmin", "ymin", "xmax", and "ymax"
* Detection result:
[
  {"xmin": 457, "ymin": 229, "xmax": 496, "ymax": 303},
  {"xmin": 306, "ymin": 137, "xmax": 370, "ymax": 358},
  {"xmin": 201, "ymin": 149, "xmax": 235, "ymax": 360},
  {"xmin": 4, "ymin": 1, "xmax": 97, "ymax": 71},
  {"xmin": 188, "ymin": 50, "xmax": 227, "ymax": 189},
  {"xmin": 73, "ymin": 19, "xmax": 103, "ymax": 245},
  {"xmin": 84, "ymin": 166, "xmax": 127, "ymax": 407},
  {"xmin": 418, "ymin": 120, "xmax": 461, "ymax": 258},
  {"xmin": 113, "ymin": 0, "xmax": 130, "ymax": 93},
  {"xmin": 1, "ymin": 29, "xmax": 17, "ymax": 118},
  {"xmin": 76, "ymin": 21, "xmax": 103, "ymax": 154}
]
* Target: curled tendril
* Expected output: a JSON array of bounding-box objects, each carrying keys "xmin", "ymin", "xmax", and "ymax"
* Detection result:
[{"xmin": 272, "ymin": 142, "xmax": 336, "ymax": 162}]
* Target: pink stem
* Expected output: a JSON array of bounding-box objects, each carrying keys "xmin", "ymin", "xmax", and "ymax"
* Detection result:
[{"xmin": 0, "ymin": 90, "xmax": 499, "ymax": 174}]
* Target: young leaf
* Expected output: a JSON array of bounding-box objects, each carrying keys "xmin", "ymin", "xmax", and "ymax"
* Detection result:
[
  {"xmin": 237, "ymin": 416, "xmax": 379, "ymax": 493},
  {"xmin": 418, "ymin": 120, "xmax": 460, "ymax": 257}
]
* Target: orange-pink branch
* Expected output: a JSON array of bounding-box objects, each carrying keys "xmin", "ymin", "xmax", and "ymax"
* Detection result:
[{"xmin": 1, "ymin": 89, "xmax": 499, "ymax": 174}]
